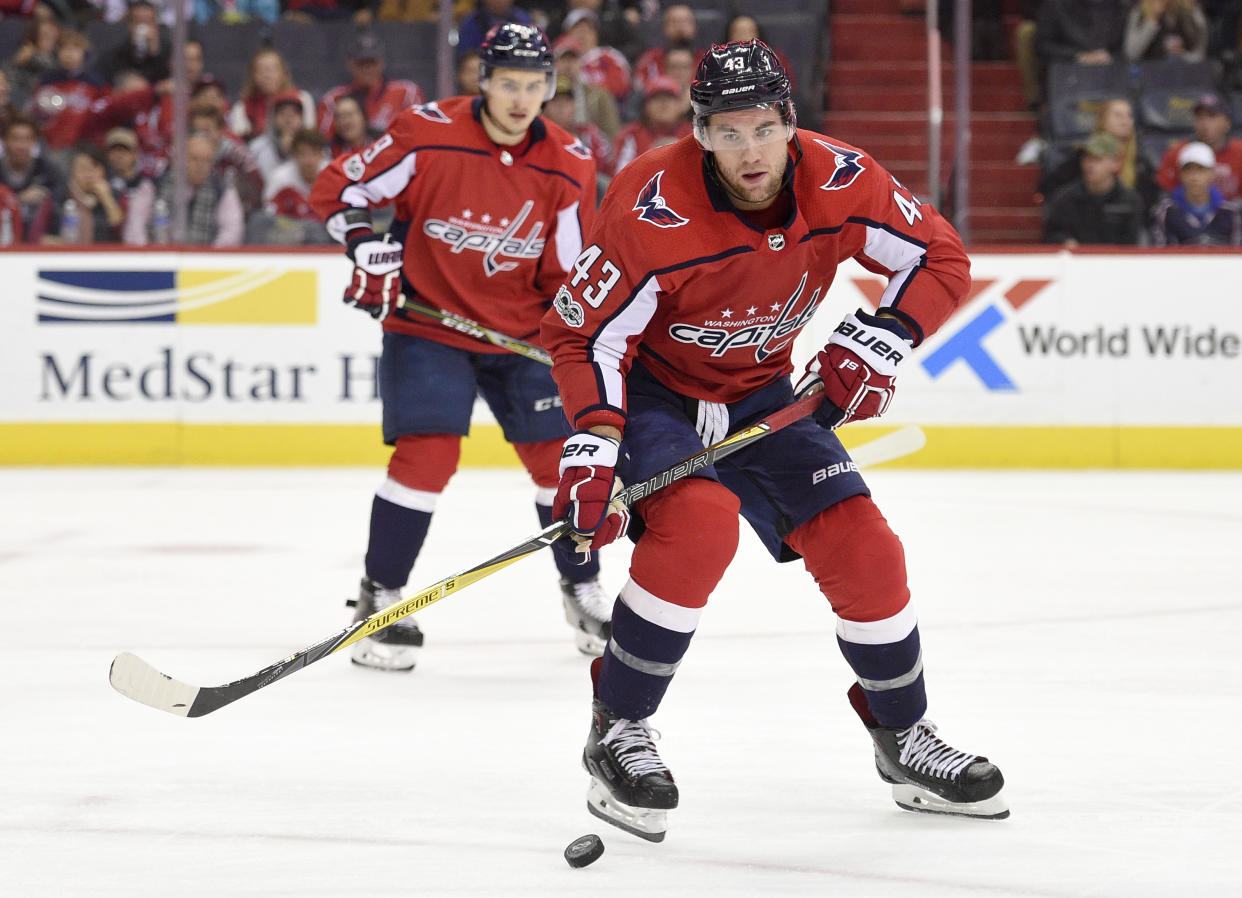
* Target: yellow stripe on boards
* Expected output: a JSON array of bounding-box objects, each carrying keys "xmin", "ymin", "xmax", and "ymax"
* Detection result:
[{"xmin": 1, "ymin": 423, "xmax": 1240, "ymax": 469}]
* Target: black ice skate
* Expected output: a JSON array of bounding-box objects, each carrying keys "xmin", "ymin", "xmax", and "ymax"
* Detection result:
[
  {"xmin": 582, "ymin": 697, "xmax": 678, "ymax": 842},
  {"xmin": 848, "ymin": 683, "xmax": 1009, "ymax": 819},
  {"xmin": 345, "ymin": 578, "xmax": 424, "ymax": 672},
  {"xmin": 560, "ymin": 577, "xmax": 612, "ymax": 656}
]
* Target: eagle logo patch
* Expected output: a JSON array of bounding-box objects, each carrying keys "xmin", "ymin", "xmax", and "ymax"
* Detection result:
[
  {"xmin": 633, "ymin": 171, "xmax": 689, "ymax": 228},
  {"xmin": 814, "ymin": 139, "xmax": 866, "ymax": 191}
]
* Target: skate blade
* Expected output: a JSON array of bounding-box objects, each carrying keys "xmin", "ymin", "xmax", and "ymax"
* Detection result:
[
  {"xmin": 891, "ymin": 783, "xmax": 1010, "ymax": 819},
  {"xmin": 350, "ymin": 638, "xmax": 419, "ymax": 672},
  {"xmin": 586, "ymin": 778, "xmax": 667, "ymax": 842}
]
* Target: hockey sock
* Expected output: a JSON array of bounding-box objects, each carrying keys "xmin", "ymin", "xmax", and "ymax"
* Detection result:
[
  {"xmin": 364, "ymin": 492, "xmax": 432, "ymax": 590},
  {"xmin": 596, "ymin": 479, "xmax": 739, "ymax": 720},
  {"xmin": 787, "ymin": 496, "xmax": 927, "ymax": 729}
]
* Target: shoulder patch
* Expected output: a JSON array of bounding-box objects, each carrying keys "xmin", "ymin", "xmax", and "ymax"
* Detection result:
[
  {"xmin": 412, "ymin": 102, "xmax": 451, "ymax": 123},
  {"xmin": 343, "ymin": 154, "xmax": 365, "ymax": 181},
  {"xmin": 633, "ymin": 170, "xmax": 689, "ymax": 229},
  {"xmin": 813, "ymin": 139, "xmax": 866, "ymax": 191},
  {"xmin": 565, "ymin": 138, "xmax": 592, "ymax": 161},
  {"xmin": 553, "ymin": 285, "xmax": 585, "ymax": 327}
]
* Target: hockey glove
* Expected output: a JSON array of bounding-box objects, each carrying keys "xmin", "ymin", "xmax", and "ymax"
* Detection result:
[
  {"xmin": 343, "ymin": 232, "xmax": 404, "ymax": 321},
  {"xmin": 795, "ymin": 309, "xmax": 915, "ymax": 430},
  {"xmin": 553, "ymin": 431, "xmax": 630, "ymax": 560}
]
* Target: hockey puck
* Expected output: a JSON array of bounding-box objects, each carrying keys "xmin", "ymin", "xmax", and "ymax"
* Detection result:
[{"xmin": 564, "ymin": 833, "xmax": 605, "ymax": 868}]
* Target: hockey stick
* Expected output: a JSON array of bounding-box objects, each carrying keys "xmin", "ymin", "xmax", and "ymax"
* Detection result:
[
  {"xmin": 392, "ymin": 297, "xmax": 552, "ymax": 366},
  {"xmin": 109, "ymin": 402, "xmax": 925, "ymax": 718}
]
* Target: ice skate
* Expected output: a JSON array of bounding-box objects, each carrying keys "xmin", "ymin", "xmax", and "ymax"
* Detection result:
[
  {"xmin": 346, "ymin": 578, "xmax": 424, "ymax": 672},
  {"xmin": 849, "ymin": 683, "xmax": 1009, "ymax": 819},
  {"xmin": 560, "ymin": 577, "xmax": 612, "ymax": 656},
  {"xmin": 582, "ymin": 697, "xmax": 678, "ymax": 842}
]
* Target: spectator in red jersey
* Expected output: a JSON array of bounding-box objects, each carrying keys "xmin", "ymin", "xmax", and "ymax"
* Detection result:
[
  {"xmin": 7, "ymin": 15, "xmax": 60, "ymax": 111},
  {"xmin": 552, "ymin": 35, "xmax": 620, "ymax": 138},
  {"xmin": 1156, "ymin": 94, "xmax": 1242, "ymax": 199},
  {"xmin": 611, "ymin": 74, "xmax": 691, "ymax": 174},
  {"xmin": 228, "ymin": 48, "xmax": 315, "ymax": 140},
  {"xmin": 327, "ymin": 92, "xmax": 377, "ymax": 156},
  {"xmin": 632, "ymin": 2, "xmax": 699, "ymax": 97},
  {"xmin": 317, "ymin": 31, "xmax": 424, "ymax": 137},
  {"xmin": 103, "ymin": 126, "xmax": 155, "ymax": 244},
  {"xmin": 30, "ymin": 30, "xmax": 101, "ymax": 157},
  {"xmin": 46, "ymin": 144, "xmax": 124, "ymax": 244},
  {"xmin": 541, "ymin": 72, "xmax": 613, "ymax": 187},
  {"xmin": 99, "ymin": 0, "xmax": 171, "ymax": 84},
  {"xmin": 660, "ymin": 44, "xmax": 695, "ymax": 108},
  {"xmin": 155, "ymin": 131, "xmax": 243, "ymax": 246},
  {"xmin": 189, "ymin": 101, "xmax": 263, "ymax": 214},
  {"xmin": 0, "ymin": 115, "xmax": 61, "ymax": 241},
  {"xmin": 722, "ymin": 15, "xmax": 796, "ymax": 90},
  {"xmin": 248, "ymin": 90, "xmax": 306, "ymax": 181},
  {"xmin": 562, "ymin": 7, "xmax": 631, "ymax": 103},
  {"xmin": 250, "ymin": 127, "xmax": 331, "ymax": 243}
]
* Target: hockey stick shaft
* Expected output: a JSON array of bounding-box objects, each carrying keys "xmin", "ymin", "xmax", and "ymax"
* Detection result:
[
  {"xmin": 392, "ymin": 297, "xmax": 553, "ymax": 366},
  {"xmin": 110, "ymin": 393, "xmax": 826, "ymax": 718}
]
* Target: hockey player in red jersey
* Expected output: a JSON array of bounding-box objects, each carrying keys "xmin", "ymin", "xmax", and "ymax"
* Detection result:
[
  {"xmin": 309, "ymin": 23, "xmax": 611, "ymax": 671},
  {"xmin": 542, "ymin": 40, "xmax": 1009, "ymax": 841}
]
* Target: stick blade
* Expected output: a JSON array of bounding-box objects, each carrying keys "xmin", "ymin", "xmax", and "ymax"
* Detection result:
[
  {"xmin": 849, "ymin": 425, "xmax": 926, "ymax": 468},
  {"xmin": 109, "ymin": 651, "xmax": 199, "ymax": 717}
]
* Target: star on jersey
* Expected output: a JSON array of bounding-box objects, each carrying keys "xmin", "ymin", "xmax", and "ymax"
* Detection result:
[
  {"xmin": 633, "ymin": 170, "xmax": 690, "ymax": 228},
  {"xmin": 721, "ymin": 309, "xmax": 733, "ymax": 318},
  {"xmin": 814, "ymin": 139, "xmax": 866, "ymax": 191}
]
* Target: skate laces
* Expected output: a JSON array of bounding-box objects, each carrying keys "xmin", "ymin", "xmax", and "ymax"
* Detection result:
[
  {"xmin": 602, "ymin": 718, "xmax": 668, "ymax": 778},
  {"xmin": 567, "ymin": 579, "xmax": 611, "ymax": 622},
  {"xmin": 896, "ymin": 719, "xmax": 977, "ymax": 781}
]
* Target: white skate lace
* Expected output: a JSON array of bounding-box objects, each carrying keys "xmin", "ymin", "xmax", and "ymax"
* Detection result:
[
  {"xmin": 897, "ymin": 719, "xmax": 977, "ymax": 781},
  {"xmin": 602, "ymin": 718, "xmax": 667, "ymax": 778},
  {"xmin": 568, "ymin": 579, "xmax": 612, "ymax": 623}
]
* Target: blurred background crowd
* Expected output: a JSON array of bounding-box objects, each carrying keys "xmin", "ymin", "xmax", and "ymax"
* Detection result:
[{"xmin": 1, "ymin": 0, "xmax": 1241, "ymax": 248}]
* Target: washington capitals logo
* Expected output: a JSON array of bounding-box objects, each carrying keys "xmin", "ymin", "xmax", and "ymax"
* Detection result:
[
  {"xmin": 412, "ymin": 102, "xmax": 451, "ymax": 123},
  {"xmin": 633, "ymin": 171, "xmax": 689, "ymax": 228},
  {"xmin": 814, "ymin": 139, "xmax": 865, "ymax": 191}
]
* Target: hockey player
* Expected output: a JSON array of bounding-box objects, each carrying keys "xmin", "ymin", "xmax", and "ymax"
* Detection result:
[
  {"xmin": 308, "ymin": 23, "xmax": 610, "ymax": 671},
  {"xmin": 542, "ymin": 40, "xmax": 1008, "ymax": 841}
]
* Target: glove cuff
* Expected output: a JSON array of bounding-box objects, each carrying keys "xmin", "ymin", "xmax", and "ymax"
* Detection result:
[
  {"xmin": 827, "ymin": 309, "xmax": 913, "ymax": 377},
  {"xmin": 345, "ymin": 230, "xmax": 378, "ymax": 259},
  {"xmin": 854, "ymin": 309, "xmax": 915, "ymax": 345},
  {"xmin": 559, "ymin": 431, "xmax": 620, "ymax": 475}
]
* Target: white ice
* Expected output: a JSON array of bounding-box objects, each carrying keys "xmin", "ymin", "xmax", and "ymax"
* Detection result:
[{"xmin": 1, "ymin": 464, "xmax": 1238, "ymax": 897}]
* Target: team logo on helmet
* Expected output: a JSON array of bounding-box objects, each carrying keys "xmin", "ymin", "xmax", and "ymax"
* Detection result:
[
  {"xmin": 633, "ymin": 171, "xmax": 689, "ymax": 229},
  {"xmin": 814, "ymin": 139, "xmax": 866, "ymax": 191},
  {"xmin": 553, "ymin": 285, "xmax": 585, "ymax": 327}
]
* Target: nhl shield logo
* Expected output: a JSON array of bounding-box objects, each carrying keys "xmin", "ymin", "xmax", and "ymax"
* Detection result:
[{"xmin": 767, "ymin": 233, "xmax": 785, "ymax": 251}]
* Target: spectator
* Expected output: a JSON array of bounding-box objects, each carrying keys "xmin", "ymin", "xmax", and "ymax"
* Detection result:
[
  {"xmin": 611, "ymin": 75, "xmax": 691, "ymax": 174},
  {"xmin": 184, "ymin": 38, "xmax": 206, "ymax": 86},
  {"xmin": 103, "ymin": 125, "xmax": 155, "ymax": 244},
  {"xmin": 99, "ymin": 0, "xmax": 171, "ymax": 84},
  {"xmin": 632, "ymin": 3, "xmax": 697, "ymax": 96},
  {"xmin": 0, "ymin": 70, "xmax": 16, "ymax": 137},
  {"xmin": 456, "ymin": 48, "xmax": 482, "ymax": 95},
  {"xmin": 47, "ymin": 144, "xmax": 124, "ymax": 244},
  {"xmin": 1039, "ymin": 97, "xmax": 1159, "ymax": 212},
  {"xmin": 722, "ymin": 15, "xmax": 796, "ymax": 89},
  {"xmin": 0, "ymin": 114, "xmax": 62, "ymax": 241},
  {"xmin": 377, "ymin": 0, "xmax": 471, "ymax": 22},
  {"xmin": 194, "ymin": 0, "xmax": 278, "ymax": 24},
  {"xmin": 541, "ymin": 72, "xmax": 612, "ymax": 187},
  {"xmin": 250, "ymin": 127, "xmax": 330, "ymax": 243},
  {"xmin": 1156, "ymin": 94, "xmax": 1242, "ymax": 198},
  {"xmin": 29, "ymin": 30, "xmax": 102, "ymax": 158},
  {"xmin": 282, "ymin": 0, "xmax": 375, "ymax": 23},
  {"xmin": 114, "ymin": 70, "xmax": 172, "ymax": 177},
  {"xmin": 457, "ymin": 0, "xmax": 535, "ymax": 57},
  {"xmin": 228, "ymin": 48, "xmax": 315, "ymax": 140},
  {"xmin": 190, "ymin": 73, "xmax": 230, "ymax": 117},
  {"xmin": 1151, "ymin": 141, "xmax": 1242, "ymax": 244},
  {"xmin": 552, "ymin": 35, "xmax": 620, "ymax": 138},
  {"xmin": 1124, "ymin": 0, "xmax": 1208, "ymax": 61},
  {"xmin": 0, "ymin": 182, "xmax": 20, "ymax": 245},
  {"xmin": 1043, "ymin": 131, "xmax": 1146, "ymax": 246},
  {"xmin": 562, "ymin": 7, "xmax": 631, "ymax": 104},
  {"xmin": 326, "ymin": 92, "xmax": 376, "ymax": 155},
  {"xmin": 248, "ymin": 90, "xmax": 305, "ymax": 180},
  {"xmin": 660, "ymin": 44, "xmax": 695, "ymax": 107},
  {"xmin": 317, "ymin": 31, "xmax": 424, "ymax": 136},
  {"xmin": 7, "ymin": 15, "xmax": 61, "ymax": 111},
  {"xmin": 1014, "ymin": 0, "xmax": 1044, "ymax": 109},
  {"xmin": 1035, "ymin": 0, "xmax": 1128, "ymax": 87},
  {"xmin": 87, "ymin": 0, "xmax": 195, "ymax": 28},
  {"xmin": 156, "ymin": 131, "xmax": 242, "ymax": 246},
  {"xmin": 189, "ymin": 101, "xmax": 263, "ymax": 213}
]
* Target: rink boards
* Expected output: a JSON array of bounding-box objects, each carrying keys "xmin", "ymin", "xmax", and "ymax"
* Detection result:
[{"xmin": 1, "ymin": 247, "xmax": 1239, "ymax": 468}]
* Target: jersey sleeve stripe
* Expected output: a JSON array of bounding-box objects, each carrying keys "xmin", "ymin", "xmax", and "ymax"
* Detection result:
[
  {"xmin": 587, "ymin": 273, "xmax": 661, "ymax": 410},
  {"xmin": 341, "ymin": 152, "xmax": 418, "ymax": 207},
  {"xmin": 857, "ymin": 218, "xmax": 929, "ymax": 272},
  {"xmin": 555, "ymin": 201, "xmax": 584, "ymax": 276}
]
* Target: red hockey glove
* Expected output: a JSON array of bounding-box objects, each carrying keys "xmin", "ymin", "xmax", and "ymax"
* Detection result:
[
  {"xmin": 343, "ymin": 232, "xmax": 404, "ymax": 321},
  {"xmin": 553, "ymin": 432, "xmax": 630, "ymax": 560},
  {"xmin": 795, "ymin": 309, "xmax": 915, "ymax": 430}
]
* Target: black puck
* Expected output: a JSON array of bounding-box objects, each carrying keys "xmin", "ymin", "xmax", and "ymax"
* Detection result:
[{"xmin": 564, "ymin": 833, "xmax": 605, "ymax": 868}]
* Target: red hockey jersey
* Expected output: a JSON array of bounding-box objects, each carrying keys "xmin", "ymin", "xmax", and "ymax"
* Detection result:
[
  {"xmin": 310, "ymin": 95, "xmax": 597, "ymax": 350},
  {"xmin": 540, "ymin": 131, "xmax": 971, "ymax": 432}
]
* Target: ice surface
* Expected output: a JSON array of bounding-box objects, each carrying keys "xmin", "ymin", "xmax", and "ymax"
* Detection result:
[{"xmin": 1, "ymin": 466, "xmax": 1238, "ymax": 896}]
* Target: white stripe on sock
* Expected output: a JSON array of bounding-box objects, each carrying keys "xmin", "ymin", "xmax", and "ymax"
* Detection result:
[{"xmin": 376, "ymin": 477, "xmax": 439, "ymax": 513}]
